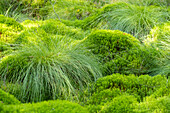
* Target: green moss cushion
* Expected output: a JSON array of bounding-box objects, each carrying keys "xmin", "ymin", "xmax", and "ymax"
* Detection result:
[
  {"xmin": 134, "ymin": 96, "xmax": 170, "ymax": 113},
  {"xmin": 93, "ymin": 74, "xmax": 169, "ymax": 101},
  {"xmin": 40, "ymin": 19, "xmax": 85, "ymax": 39},
  {"xmin": 0, "ymin": 15, "xmax": 24, "ymax": 43},
  {"xmin": 0, "ymin": 88, "xmax": 20, "ymax": 105},
  {"xmin": 84, "ymin": 29, "xmax": 141, "ymax": 74},
  {"xmin": 86, "ymin": 30, "xmax": 139, "ymax": 55},
  {"xmin": 3, "ymin": 100, "xmax": 89, "ymax": 113},
  {"xmin": 87, "ymin": 74, "xmax": 169, "ymax": 113},
  {"xmin": 0, "ymin": 15, "xmax": 23, "ymax": 31}
]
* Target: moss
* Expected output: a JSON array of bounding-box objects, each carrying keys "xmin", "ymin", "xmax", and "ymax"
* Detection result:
[
  {"xmin": 40, "ymin": 19, "xmax": 85, "ymax": 39},
  {"xmin": 0, "ymin": 81, "xmax": 22, "ymax": 101},
  {"xmin": 84, "ymin": 30, "xmax": 141, "ymax": 74},
  {"xmin": 0, "ymin": 15, "xmax": 24, "ymax": 44},
  {"xmin": 86, "ymin": 30, "xmax": 140, "ymax": 55},
  {"xmin": 2, "ymin": 99, "xmax": 89, "ymax": 113},
  {"xmin": 21, "ymin": 19, "xmax": 43, "ymax": 28},
  {"xmin": 0, "ymin": 88, "xmax": 20, "ymax": 105},
  {"xmin": 94, "ymin": 74, "xmax": 168, "ymax": 101},
  {"xmin": 87, "ymin": 88, "xmax": 124, "ymax": 105},
  {"xmin": 0, "ymin": 15, "xmax": 23, "ymax": 31},
  {"xmin": 87, "ymin": 94, "xmax": 137, "ymax": 113},
  {"xmin": 0, "ymin": 23, "xmax": 20, "ymax": 43},
  {"xmin": 100, "ymin": 95, "xmax": 137, "ymax": 113},
  {"xmin": 15, "ymin": 27, "xmax": 52, "ymax": 44},
  {"xmin": 133, "ymin": 96, "xmax": 170, "ymax": 113},
  {"xmin": 87, "ymin": 74, "xmax": 169, "ymax": 112}
]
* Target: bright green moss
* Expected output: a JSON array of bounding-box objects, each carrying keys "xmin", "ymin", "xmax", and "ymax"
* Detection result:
[
  {"xmin": 0, "ymin": 23, "xmax": 20, "ymax": 43},
  {"xmin": 0, "ymin": 15, "xmax": 24, "ymax": 44},
  {"xmin": 21, "ymin": 19, "xmax": 43, "ymax": 28},
  {"xmin": 0, "ymin": 15, "xmax": 23, "ymax": 31},
  {"xmin": 40, "ymin": 19, "xmax": 85, "ymax": 39},
  {"xmin": 133, "ymin": 96, "xmax": 170, "ymax": 113},
  {"xmin": 87, "ymin": 74, "xmax": 169, "ymax": 112},
  {"xmin": 87, "ymin": 94, "xmax": 137, "ymax": 113},
  {"xmin": 0, "ymin": 88, "xmax": 20, "ymax": 105},
  {"xmin": 3, "ymin": 100, "xmax": 89, "ymax": 113},
  {"xmin": 84, "ymin": 29, "xmax": 140, "ymax": 74},
  {"xmin": 100, "ymin": 95, "xmax": 137, "ymax": 113},
  {"xmin": 87, "ymin": 88, "xmax": 123, "ymax": 105},
  {"xmin": 86, "ymin": 30, "xmax": 140, "ymax": 55},
  {"xmin": 94, "ymin": 74, "xmax": 168, "ymax": 101},
  {"xmin": 16, "ymin": 27, "xmax": 52, "ymax": 44}
]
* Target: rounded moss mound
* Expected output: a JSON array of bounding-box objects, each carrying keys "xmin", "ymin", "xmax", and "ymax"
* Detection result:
[
  {"xmin": 133, "ymin": 96, "xmax": 170, "ymax": 113},
  {"xmin": 87, "ymin": 73, "xmax": 169, "ymax": 113},
  {"xmin": 100, "ymin": 95, "xmax": 137, "ymax": 113},
  {"xmin": 0, "ymin": 15, "xmax": 24, "ymax": 44},
  {"xmin": 0, "ymin": 37, "xmax": 102, "ymax": 102},
  {"xmin": 87, "ymin": 94, "xmax": 137, "ymax": 113},
  {"xmin": 0, "ymin": 23, "xmax": 20, "ymax": 43},
  {"xmin": 84, "ymin": 29, "xmax": 140, "ymax": 74},
  {"xmin": 87, "ymin": 88, "xmax": 124, "ymax": 105},
  {"xmin": 93, "ymin": 73, "xmax": 168, "ymax": 101},
  {"xmin": 0, "ymin": 88, "xmax": 20, "ymax": 105},
  {"xmin": 15, "ymin": 27, "xmax": 55, "ymax": 44},
  {"xmin": 2, "ymin": 100, "xmax": 89, "ymax": 113},
  {"xmin": 0, "ymin": 15, "xmax": 23, "ymax": 31},
  {"xmin": 40, "ymin": 19, "xmax": 85, "ymax": 39},
  {"xmin": 86, "ymin": 30, "xmax": 140, "ymax": 55}
]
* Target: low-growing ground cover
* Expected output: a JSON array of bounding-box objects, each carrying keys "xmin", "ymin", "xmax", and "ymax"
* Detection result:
[{"xmin": 0, "ymin": 0, "xmax": 169, "ymax": 113}]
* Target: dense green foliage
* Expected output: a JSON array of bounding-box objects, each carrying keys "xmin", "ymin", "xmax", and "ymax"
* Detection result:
[
  {"xmin": 84, "ymin": 30, "xmax": 163, "ymax": 75},
  {"xmin": 0, "ymin": 0, "xmax": 169, "ymax": 112},
  {"xmin": 0, "ymin": 15, "xmax": 23, "ymax": 43},
  {"xmin": 0, "ymin": 88, "xmax": 20, "ymax": 105},
  {"xmin": 93, "ymin": 74, "xmax": 169, "ymax": 99},
  {"xmin": 86, "ymin": 73, "xmax": 170, "ymax": 112},
  {"xmin": 40, "ymin": 19, "xmax": 85, "ymax": 39},
  {"xmin": 1, "ymin": 100, "xmax": 89, "ymax": 113}
]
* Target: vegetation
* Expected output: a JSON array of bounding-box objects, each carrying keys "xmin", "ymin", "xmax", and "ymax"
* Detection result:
[{"xmin": 0, "ymin": 0, "xmax": 169, "ymax": 112}]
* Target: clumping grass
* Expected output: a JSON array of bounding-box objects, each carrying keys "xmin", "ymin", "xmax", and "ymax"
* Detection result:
[
  {"xmin": 100, "ymin": 3, "xmax": 169, "ymax": 39},
  {"xmin": 149, "ymin": 36, "xmax": 170, "ymax": 77},
  {"xmin": 0, "ymin": 36, "xmax": 102, "ymax": 102}
]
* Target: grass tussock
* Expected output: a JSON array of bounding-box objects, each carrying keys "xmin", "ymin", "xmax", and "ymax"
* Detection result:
[{"xmin": 0, "ymin": 37, "xmax": 102, "ymax": 102}]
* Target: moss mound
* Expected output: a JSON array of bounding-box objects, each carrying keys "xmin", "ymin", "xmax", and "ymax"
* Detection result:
[
  {"xmin": 0, "ymin": 88, "xmax": 20, "ymax": 105},
  {"xmin": 40, "ymin": 19, "xmax": 85, "ymax": 39},
  {"xmin": 84, "ymin": 29, "xmax": 142, "ymax": 75},
  {"xmin": 2, "ymin": 100, "xmax": 89, "ymax": 113},
  {"xmin": 0, "ymin": 15, "xmax": 23, "ymax": 30},
  {"xmin": 0, "ymin": 15, "xmax": 24, "ymax": 45},
  {"xmin": 86, "ymin": 73, "xmax": 170, "ymax": 112},
  {"xmin": 93, "ymin": 74, "xmax": 169, "ymax": 100}
]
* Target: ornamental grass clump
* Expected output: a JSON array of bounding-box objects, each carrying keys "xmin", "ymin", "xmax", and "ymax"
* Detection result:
[
  {"xmin": 0, "ymin": 36, "xmax": 102, "ymax": 102},
  {"xmin": 100, "ymin": 3, "xmax": 169, "ymax": 39}
]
